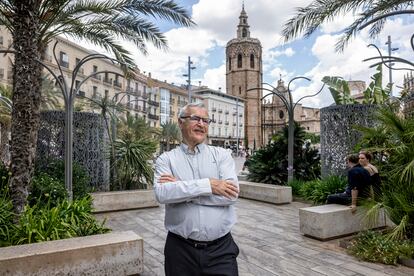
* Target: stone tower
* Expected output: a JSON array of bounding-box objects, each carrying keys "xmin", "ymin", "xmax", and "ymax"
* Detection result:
[{"xmin": 226, "ymin": 5, "xmax": 262, "ymax": 150}]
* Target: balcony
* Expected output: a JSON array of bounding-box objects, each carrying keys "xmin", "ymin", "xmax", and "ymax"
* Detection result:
[
  {"xmin": 218, "ymin": 109, "xmax": 223, "ymax": 113},
  {"xmin": 142, "ymin": 93, "xmax": 148, "ymax": 99},
  {"xmin": 212, "ymin": 107, "xmax": 217, "ymax": 112},
  {"xmin": 148, "ymin": 100, "xmax": 159, "ymax": 107},
  {"xmin": 126, "ymin": 86, "xmax": 134, "ymax": 93},
  {"xmin": 225, "ymin": 110, "xmax": 229, "ymax": 115},
  {"xmin": 218, "ymin": 120, "xmax": 223, "ymax": 124},
  {"xmin": 239, "ymin": 123, "xmax": 243, "ymax": 127},
  {"xmin": 169, "ymin": 99, "xmax": 175, "ymax": 105},
  {"xmin": 225, "ymin": 121, "xmax": 229, "ymax": 125},
  {"xmin": 148, "ymin": 113, "xmax": 159, "ymax": 120},
  {"xmin": 91, "ymin": 74, "xmax": 101, "ymax": 81},
  {"xmin": 233, "ymin": 122, "xmax": 237, "ymax": 126},
  {"xmin": 233, "ymin": 112, "xmax": 237, "ymax": 116},
  {"xmin": 239, "ymin": 114, "xmax": 243, "ymax": 117},
  {"xmin": 77, "ymin": 91, "xmax": 86, "ymax": 97},
  {"xmin": 114, "ymin": 80, "xmax": 122, "ymax": 88},
  {"xmin": 59, "ymin": 60, "xmax": 69, "ymax": 68},
  {"xmin": 103, "ymin": 77, "xmax": 112, "ymax": 85}
]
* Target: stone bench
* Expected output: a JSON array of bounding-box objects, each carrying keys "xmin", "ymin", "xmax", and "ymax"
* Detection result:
[
  {"xmin": 238, "ymin": 181, "xmax": 292, "ymax": 204},
  {"xmin": 0, "ymin": 231, "xmax": 143, "ymax": 275},
  {"xmin": 92, "ymin": 189, "xmax": 158, "ymax": 213},
  {"xmin": 299, "ymin": 204, "xmax": 386, "ymax": 240}
]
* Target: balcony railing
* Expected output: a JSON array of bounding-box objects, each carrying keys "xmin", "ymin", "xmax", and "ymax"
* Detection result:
[
  {"xmin": 225, "ymin": 121, "xmax": 229, "ymax": 125},
  {"xmin": 142, "ymin": 93, "xmax": 148, "ymax": 99},
  {"xmin": 59, "ymin": 60, "xmax": 69, "ymax": 68},
  {"xmin": 170, "ymin": 99, "xmax": 175, "ymax": 105},
  {"xmin": 148, "ymin": 113, "xmax": 159, "ymax": 120},
  {"xmin": 218, "ymin": 109, "xmax": 223, "ymax": 113},
  {"xmin": 212, "ymin": 107, "xmax": 217, "ymax": 112},
  {"xmin": 233, "ymin": 112, "xmax": 237, "ymax": 116},
  {"xmin": 225, "ymin": 110, "xmax": 229, "ymax": 115},
  {"xmin": 233, "ymin": 122, "xmax": 237, "ymax": 126},
  {"xmin": 218, "ymin": 120, "xmax": 223, "ymax": 124},
  {"xmin": 103, "ymin": 77, "xmax": 112, "ymax": 85},
  {"xmin": 148, "ymin": 100, "xmax": 159, "ymax": 107},
  {"xmin": 114, "ymin": 80, "xmax": 122, "ymax": 88},
  {"xmin": 91, "ymin": 74, "xmax": 101, "ymax": 81}
]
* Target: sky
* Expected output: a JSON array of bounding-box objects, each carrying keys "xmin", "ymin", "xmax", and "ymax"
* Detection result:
[{"xmin": 92, "ymin": 0, "xmax": 414, "ymax": 108}]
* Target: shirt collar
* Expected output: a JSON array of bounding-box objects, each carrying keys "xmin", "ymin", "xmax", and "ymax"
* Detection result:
[{"xmin": 180, "ymin": 143, "xmax": 206, "ymax": 155}]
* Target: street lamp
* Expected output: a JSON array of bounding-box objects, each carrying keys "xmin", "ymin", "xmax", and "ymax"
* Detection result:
[
  {"xmin": 385, "ymin": 36, "xmax": 399, "ymax": 96},
  {"xmin": 182, "ymin": 56, "xmax": 196, "ymax": 103},
  {"xmin": 35, "ymin": 41, "xmax": 128, "ymax": 201},
  {"xmin": 247, "ymin": 78, "xmax": 324, "ymax": 182}
]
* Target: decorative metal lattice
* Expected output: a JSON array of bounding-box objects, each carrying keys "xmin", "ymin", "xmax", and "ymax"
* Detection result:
[
  {"xmin": 320, "ymin": 104, "xmax": 378, "ymax": 177},
  {"xmin": 36, "ymin": 111, "xmax": 109, "ymax": 191}
]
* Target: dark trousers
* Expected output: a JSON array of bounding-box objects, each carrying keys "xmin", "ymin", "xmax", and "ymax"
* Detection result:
[
  {"xmin": 326, "ymin": 192, "xmax": 352, "ymax": 205},
  {"xmin": 164, "ymin": 232, "xmax": 239, "ymax": 276}
]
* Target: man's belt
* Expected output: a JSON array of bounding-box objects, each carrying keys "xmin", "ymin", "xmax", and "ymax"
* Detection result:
[{"xmin": 169, "ymin": 231, "xmax": 231, "ymax": 249}]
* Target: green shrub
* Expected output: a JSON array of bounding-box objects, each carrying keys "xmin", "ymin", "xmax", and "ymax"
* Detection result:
[
  {"xmin": 0, "ymin": 163, "xmax": 11, "ymax": 197},
  {"xmin": 7, "ymin": 196, "xmax": 109, "ymax": 246},
  {"xmin": 28, "ymin": 173, "xmax": 67, "ymax": 207},
  {"xmin": 300, "ymin": 175, "xmax": 347, "ymax": 204},
  {"xmin": 0, "ymin": 197, "xmax": 14, "ymax": 247},
  {"xmin": 248, "ymin": 122, "xmax": 320, "ymax": 184},
  {"xmin": 347, "ymin": 230, "xmax": 405, "ymax": 265},
  {"xmin": 35, "ymin": 158, "xmax": 91, "ymax": 199},
  {"xmin": 287, "ymin": 179, "xmax": 306, "ymax": 196}
]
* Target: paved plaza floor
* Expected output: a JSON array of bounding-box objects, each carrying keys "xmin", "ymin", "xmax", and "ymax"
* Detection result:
[{"xmin": 95, "ymin": 198, "xmax": 414, "ymax": 276}]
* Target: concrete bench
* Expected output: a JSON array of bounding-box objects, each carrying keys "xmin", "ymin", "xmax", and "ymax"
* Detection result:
[
  {"xmin": 299, "ymin": 204, "xmax": 386, "ymax": 240},
  {"xmin": 92, "ymin": 189, "xmax": 158, "ymax": 213},
  {"xmin": 0, "ymin": 231, "xmax": 143, "ymax": 275},
  {"xmin": 238, "ymin": 181, "xmax": 292, "ymax": 204}
]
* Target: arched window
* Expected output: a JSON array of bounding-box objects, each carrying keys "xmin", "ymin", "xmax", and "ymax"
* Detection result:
[
  {"xmin": 237, "ymin": 54, "xmax": 242, "ymax": 68},
  {"xmin": 228, "ymin": 57, "xmax": 231, "ymax": 70},
  {"xmin": 250, "ymin": 54, "xmax": 254, "ymax": 68},
  {"xmin": 239, "ymin": 86, "xmax": 242, "ymax": 95},
  {"xmin": 242, "ymin": 28, "xmax": 247, "ymax": 38}
]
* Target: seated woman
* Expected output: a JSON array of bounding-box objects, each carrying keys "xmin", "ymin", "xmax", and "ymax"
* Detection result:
[
  {"xmin": 326, "ymin": 154, "xmax": 371, "ymax": 212},
  {"xmin": 358, "ymin": 150, "xmax": 381, "ymax": 198}
]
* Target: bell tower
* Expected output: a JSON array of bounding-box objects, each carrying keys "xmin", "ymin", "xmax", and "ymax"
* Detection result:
[{"xmin": 226, "ymin": 4, "xmax": 262, "ymax": 150}]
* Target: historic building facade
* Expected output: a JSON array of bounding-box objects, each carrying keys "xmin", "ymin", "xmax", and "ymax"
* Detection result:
[
  {"xmin": 193, "ymin": 88, "xmax": 245, "ymax": 148},
  {"xmin": 403, "ymin": 73, "xmax": 414, "ymax": 118},
  {"xmin": 226, "ymin": 5, "xmax": 262, "ymax": 150}
]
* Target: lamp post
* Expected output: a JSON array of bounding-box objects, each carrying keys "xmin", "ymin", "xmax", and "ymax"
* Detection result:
[
  {"xmin": 35, "ymin": 41, "xmax": 128, "ymax": 200},
  {"xmin": 183, "ymin": 56, "xmax": 196, "ymax": 103},
  {"xmin": 247, "ymin": 78, "xmax": 323, "ymax": 182},
  {"xmin": 385, "ymin": 36, "xmax": 399, "ymax": 96}
]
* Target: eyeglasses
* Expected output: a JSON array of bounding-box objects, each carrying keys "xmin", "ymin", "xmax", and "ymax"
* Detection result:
[{"xmin": 180, "ymin": 115, "xmax": 213, "ymax": 125}]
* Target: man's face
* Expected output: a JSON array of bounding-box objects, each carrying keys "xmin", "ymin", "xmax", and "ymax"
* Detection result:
[
  {"xmin": 179, "ymin": 107, "xmax": 209, "ymax": 146},
  {"xmin": 358, "ymin": 154, "xmax": 368, "ymax": 166}
]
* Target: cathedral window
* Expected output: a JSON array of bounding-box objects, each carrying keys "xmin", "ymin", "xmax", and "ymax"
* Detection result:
[
  {"xmin": 237, "ymin": 54, "xmax": 242, "ymax": 68},
  {"xmin": 242, "ymin": 28, "xmax": 247, "ymax": 38},
  {"xmin": 228, "ymin": 57, "xmax": 231, "ymax": 70},
  {"xmin": 250, "ymin": 54, "xmax": 254, "ymax": 68}
]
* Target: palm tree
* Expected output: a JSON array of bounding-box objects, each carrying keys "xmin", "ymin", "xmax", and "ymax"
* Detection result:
[
  {"xmin": 160, "ymin": 121, "xmax": 181, "ymax": 152},
  {"xmin": 0, "ymin": 0, "xmax": 194, "ymax": 215},
  {"xmin": 282, "ymin": 1, "xmax": 414, "ymax": 51},
  {"xmin": 357, "ymin": 107, "xmax": 414, "ymax": 239}
]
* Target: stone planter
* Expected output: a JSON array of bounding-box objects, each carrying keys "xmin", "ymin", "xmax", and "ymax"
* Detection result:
[
  {"xmin": 92, "ymin": 189, "xmax": 159, "ymax": 213},
  {"xmin": 398, "ymin": 257, "xmax": 414, "ymax": 268},
  {"xmin": 0, "ymin": 231, "xmax": 143, "ymax": 275}
]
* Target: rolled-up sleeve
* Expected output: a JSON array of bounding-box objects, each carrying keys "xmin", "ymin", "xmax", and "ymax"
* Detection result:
[
  {"xmin": 153, "ymin": 153, "xmax": 212, "ymax": 204},
  {"xmin": 192, "ymin": 150, "xmax": 239, "ymax": 206}
]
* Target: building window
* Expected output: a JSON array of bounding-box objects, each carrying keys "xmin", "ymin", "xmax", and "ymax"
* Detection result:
[
  {"xmin": 105, "ymin": 90, "xmax": 109, "ymax": 98},
  {"xmin": 279, "ymin": 110, "xmax": 284, "ymax": 119},
  {"xmin": 92, "ymin": 86, "xmax": 98, "ymax": 98},
  {"xmin": 59, "ymin": 51, "xmax": 69, "ymax": 68},
  {"xmin": 239, "ymin": 86, "xmax": 241, "ymax": 95},
  {"xmin": 242, "ymin": 28, "xmax": 247, "ymax": 38},
  {"xmin": 250, "ymin": 54, "xmax": 254, "ymax": 68},
  {"xmin": 0, "ymin": 36, "xmax": 3, "ymax": 46},
  {"xmin": 93, "ymin": 65, "xmax": 98, "ymax": 72},
  {"xmin": 228, "ymin": 57, "xmax": 231, "ymax": 70},
  {"xmin": 237, "ymin": 54, "xmax": 242, "ymax": 68}
]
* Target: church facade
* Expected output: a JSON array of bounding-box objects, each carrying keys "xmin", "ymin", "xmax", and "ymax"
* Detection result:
[{"xmin": 225, "ymin": 6, "xmax": 320, "ymax": 149}]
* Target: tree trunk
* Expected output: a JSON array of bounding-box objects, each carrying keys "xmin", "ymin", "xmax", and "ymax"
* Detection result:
[{"xmin": 9, "ymin": 1, "xmax": 42, "ymax": 215}]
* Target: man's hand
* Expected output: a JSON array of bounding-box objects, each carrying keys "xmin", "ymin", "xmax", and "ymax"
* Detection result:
[
  {"xmin": 209, "ymin": 179, "xmax": 239, "ymax": 199},
  {"xmin": 158, "ymin": 174, "xmax": 177, "ymax": 184}
]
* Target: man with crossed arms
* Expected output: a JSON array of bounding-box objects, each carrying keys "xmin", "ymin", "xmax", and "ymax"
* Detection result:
[{"xmin": 154, "ymin": 103, "xmax": 240, "ymax": 276}]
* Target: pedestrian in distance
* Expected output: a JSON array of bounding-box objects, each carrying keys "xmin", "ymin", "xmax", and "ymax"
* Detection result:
[{"xmin": 154, "ymin": 102, "xmax": 240, "ymax": 276}]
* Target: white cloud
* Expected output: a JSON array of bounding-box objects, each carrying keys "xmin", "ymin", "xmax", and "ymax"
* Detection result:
[{"xmin": 200, "ymin": 65, "xmax": 226, "ymax": 92}]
